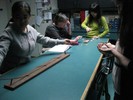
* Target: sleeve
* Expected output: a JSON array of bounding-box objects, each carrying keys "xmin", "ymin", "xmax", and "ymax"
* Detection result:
[
  {"xmin": 81, "ymin": 16, "xmax": 89, "ymax": 29},
  {"xmin": 127, "ymin": 61, "xmax": 133, "ymax": 78},
  {"xmin": 36, "ymin": 33, "xmax": 65, "ymax": 47},
  {"xmin": 45, "ymin": 25, "xmax": 62, "ymax": 39},
  {"xmin": 60, "ymin": 28, "xmax": 72, "ymax": 39},
  {"xmin": 128, "ymin": 61, "xmax": 133, "ymax": 71},
  {"xmin": 65, "ymin": 23, "xmax": 72, "ymax": 37},
  {"xmin": 98, "ymin": 16, "xmax": 109, "ymax": 38},
  {"xmin": 0, "ymin": 30, "xmax": 12, "ymax": 66}
]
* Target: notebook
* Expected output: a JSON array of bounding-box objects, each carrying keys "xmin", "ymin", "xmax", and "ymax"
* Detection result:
[{"xmin": 48, "ymin": 44, "xmax": 71, "ymax": 52}]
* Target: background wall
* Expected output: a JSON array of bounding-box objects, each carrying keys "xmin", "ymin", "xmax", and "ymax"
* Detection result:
[{"xmin": 0, "ymin": 0, "xmax": 9, "ymax": 33}]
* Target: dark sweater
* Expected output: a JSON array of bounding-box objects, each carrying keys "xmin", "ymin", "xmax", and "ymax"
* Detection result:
[{"xmin": 45, "ymin": 25, "xmax": 72, "ymax": 39}]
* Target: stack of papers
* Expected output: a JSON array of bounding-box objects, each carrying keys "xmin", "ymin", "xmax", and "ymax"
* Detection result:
[{"xmin": 48, "ymin": 45, "xmax": 71, "ymax": 52}]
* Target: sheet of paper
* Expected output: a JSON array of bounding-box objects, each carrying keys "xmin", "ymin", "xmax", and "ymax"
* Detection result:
[
  {"xmin": 48, "ymin": 45, "xmax": 71, "ymax": 52},
  {"xmin": 36, "ymin": 15, "xmax": 43, "ymax": 26},
  {"xmin": 43, "ymin": 11, "xmax": 52, "ymax": 20}
]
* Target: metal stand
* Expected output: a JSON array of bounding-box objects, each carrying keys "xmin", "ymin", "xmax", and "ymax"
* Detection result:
[{"xmin": 95, "ymin": 55, "xmax": 114, "ymax": 100}]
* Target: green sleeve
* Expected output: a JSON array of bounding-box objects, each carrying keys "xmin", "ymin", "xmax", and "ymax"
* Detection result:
[
  {"xmin": 81, "ymin": 16, "xmax": 89, "ymax": 29},
  {"xmin": 98, "ymin": 16, "xmax": 109, "ymax": 38}
]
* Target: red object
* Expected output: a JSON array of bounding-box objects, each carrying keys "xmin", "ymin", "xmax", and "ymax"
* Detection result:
[
  {"xmin": 70, "ymin": 40, "xmax": 79, "ymax": 45},
  {"xmin": 80, "ymin": 11, "xmax": 85, "ymax": 23},
  {"xmin": 74, "ymin": 36, "xmax": 82, "ymax": 42}
]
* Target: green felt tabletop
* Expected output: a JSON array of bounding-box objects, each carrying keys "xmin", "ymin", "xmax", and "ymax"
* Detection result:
[{"xmin": 0, "ymin": 38, "xmax": 108, "ymax": 100}]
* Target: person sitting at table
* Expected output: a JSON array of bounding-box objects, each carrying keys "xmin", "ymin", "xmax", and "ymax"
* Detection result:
[
  {"xmin": 42, "ymin": 13, "xmax": 82, "ymax": 49},
  {"xmin": 0, "ymin": 1, "xmax": 72, "ymax": 74},
  {"xmin": 45, "ymin": 13, "xmax": 72, "ymax": 39},
  {"xmin": 81, "ymin": 2, "xmax": 109, "ymax": 38}
]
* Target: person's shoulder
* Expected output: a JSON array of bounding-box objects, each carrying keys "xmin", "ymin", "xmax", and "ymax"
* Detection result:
[
  {"xmin": 100, "ymin": 16, "xmax": 107, "ymax": 22},
  {"xmin": 27, "ymin": 24, "xmax": 38, "ymax": 34},
  {"xmin": 47, "ymin": 24, "xmax": 56, "ymax": 28},
  {"xmin": 4, "ymin": 23, "xmax": 14, "ymax": 35},
  {"xmin": 46, "ymin": 24, "xmax": 53, "ymax": 28},
  {"xmin": 27, "ymin": 25, "xmax": 35, "ymax": 29},
  {"xmin": 46, "ymin": 24, "xmax": 57, "ymax": 31},
  {"xmin": 86, "ymin": 15, "xmax": 90, "ymax": 19},
  {"xmin": 0, "ymin": 25, "xmax": 13, "ymax": 39},
  {"xmin": 27, "ymin": 25, "xmax": 38, "ymax": 32},
  {"xmin": 101, "ymin": 16, "xmax": 106, "ymax": 20}
]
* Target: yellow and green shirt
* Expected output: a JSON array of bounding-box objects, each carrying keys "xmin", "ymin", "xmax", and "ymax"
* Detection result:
[{"xmin": 81, "ymin": 16, "xmax": 109, "ymax": 38}]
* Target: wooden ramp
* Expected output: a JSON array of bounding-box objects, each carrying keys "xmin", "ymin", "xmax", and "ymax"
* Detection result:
[{"xmin": 4, "ymin": 53, "xmax": 70, "ymax": 90}]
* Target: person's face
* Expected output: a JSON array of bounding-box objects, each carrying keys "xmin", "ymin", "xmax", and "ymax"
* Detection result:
[
  {"xmin": 13, "ymin": 9, "xmax": 30, "ymax": 29},
  {"xmin": 57, "ymin": 20, "xmax": 67, "ymax": 28},
  {"xmin": 91, "ymin": 11, "xmax": 97, "ymax": 18}
]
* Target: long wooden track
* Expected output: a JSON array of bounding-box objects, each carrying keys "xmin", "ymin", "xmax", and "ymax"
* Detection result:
[{"xmin": 4, "ymin": 53, "xmax": 70, "ymax": 90}]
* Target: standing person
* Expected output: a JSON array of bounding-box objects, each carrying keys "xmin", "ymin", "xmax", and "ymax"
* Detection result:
[
  {"xmin": 97, "ymin": 0, "xmax": 133, "ymax": 99},
  {"xmin": 0, "ymin": 1, "xmax": 70, "ymax": 74},
  {"xmin": 81, "ymin": 2, "xmax": 109, "ymax": 38},
  {"xmin": 45, "ymin": 13, "xmax": 72, "ymax": 39}
]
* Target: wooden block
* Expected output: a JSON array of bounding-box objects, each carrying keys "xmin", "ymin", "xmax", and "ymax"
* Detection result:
[{"xmin": 4, "ymin": 53, "xmax": 70, "ymax": 90}]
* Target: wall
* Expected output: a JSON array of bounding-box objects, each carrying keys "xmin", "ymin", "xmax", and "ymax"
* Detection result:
[{"xmin": 0, "ymin": 0, "xmax": 9, "ymax": 33}]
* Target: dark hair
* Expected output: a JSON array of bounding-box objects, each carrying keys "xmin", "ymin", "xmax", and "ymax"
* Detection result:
[
  {"xmin": 114, "ymin": 0, "xmax": 133, "ymax": 58},
  {"xmin": 53, "ymin": 13, "xmax": 68, "ymax": 25},
  {"xmin": 12, "ymin": 1, "xmax": 31, "ymax": 18},
  {"xmin": 88, "ymin": 2, "xmax": 101, "ymax": 25},
  {"xmin": 5, "ymin": 1, "xmax": 31, "ymax": 28}
]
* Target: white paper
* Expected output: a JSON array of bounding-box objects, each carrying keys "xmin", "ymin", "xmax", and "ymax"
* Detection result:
[
  {"xmin": 36, "ymin": 2, "xmax": 43, "ymax": 9},
  {"xmin": 85, "ymin": 10, "xmax": 89, "ymax": 17},
  {"xmin": 43, "ymin": 11, "xmax": 52, "ymax": 20},
  {"xmin": 36, "ymin": 15, "xmax": 43, "ymax": 26},
  {"xmin": 42, "ymin": 0, "xmax": 48, "ymax": 3},
  {"xmin": 48, "ymin": 45, "xmax": 71, "ymax": 52}
]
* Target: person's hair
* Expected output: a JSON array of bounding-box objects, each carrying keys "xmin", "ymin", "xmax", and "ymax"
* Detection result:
[
  {"xmin": 12, "ymin": 1, "xmax": 31, "ymax": 18},
  {"xmin": 5, "ymin": 1, "xmax": 31, "ymax": 28},
  {"xmin": 114, "ymin": 0, "xmax": 133, "ymax": 58},
  {"xmin": 88, "ymin": 2, "xmax": 101, "ymax": 25},
  {"xmin": 53, "ymin": 13, "xmax": 68, "ymax": 25}
]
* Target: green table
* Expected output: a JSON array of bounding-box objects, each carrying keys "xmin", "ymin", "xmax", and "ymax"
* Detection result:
[{"xmin": 0, "ymin": 38, "xmax": 108, "ymax": 100}]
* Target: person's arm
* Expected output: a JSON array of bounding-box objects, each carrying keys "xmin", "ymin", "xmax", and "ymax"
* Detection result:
[
  {"xmin": 98, "ymin": 16, "xmax": 109, "ymax": 38},
  {"xmin": 0, "ymin": 30, "xmax": 12, "ymax": 66},
  {"xmin": 28, "ymin": 25, "xmax": 70, "ymax": 47},
  {"xmin": 111, "ymin": 48, "xmax": 130, "ymax": 69},
  {"xmin": 65, "ymin": 20, "xmax": 72, "ymax": 36},
  {"xmin": 45, "ymin": 25, "xmax": 62, "ymax": 39},
  {"xmin": 81, "ymin": 16, "xmax": 92, "ymax": 32},
  {"xmin": 128, "ymin": 61, "xmax": 133, "ymax": 73},
  {"xmin": 112, "ymin": 48, "xmax": 133, "ymax": 76},
  {"xmin": 37, "ymin": 33, "xmax": 65, "ymax": 47},
  {"xmin": 97, "ymin": 42, "xmax": 130, "ymax": 69}
]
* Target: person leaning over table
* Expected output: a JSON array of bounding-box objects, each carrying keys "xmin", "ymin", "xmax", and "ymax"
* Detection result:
[
  {"xmin": 45, "ymin": 13, "xmax": 72, "ymax": 39},
  {"xmin": 81, "ymin": 2, "xmax": 109, "ymax": 38},
  {"xmin": 0, "ymin": 1, "xmax": 71, "ymax": 74},
  {"xmin": 97, "ymin": 0, "xmax": 133, "ymax": 99}
]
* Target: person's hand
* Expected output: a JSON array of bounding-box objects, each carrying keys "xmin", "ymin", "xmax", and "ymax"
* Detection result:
[
  {"xmin": 64, "ymin": 39, "xmax": 79, "ymax": 45},
  {"xmin": 74, "ymin": 36, "xmax": 82, "ymax": 42},
  {"xmin": 92, "ymin": 36, "xmax": 99, "ymax": 39},
  {"xmin": 64, "ymin": 39, "xmax": 71, "ymax": 45},
  {"xmin": 86, "ymin": 27, "xmax": 92, "ymax": 32},
  {"xmin": 98, "ymin": 42, "xmax": 130, "ymax": 68},
  {"xmin": 66, "ymin": 20, "xmax": 70, "ymax": 26},
  {"xmin": 97, "ymin": 42, "xmax": 115, "ymax": 55}
]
